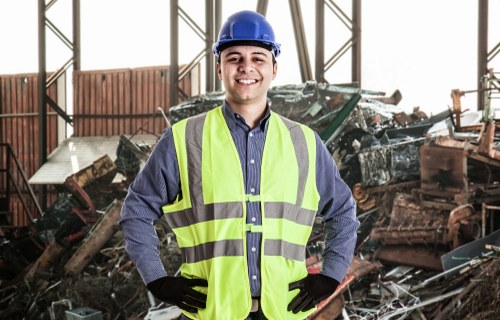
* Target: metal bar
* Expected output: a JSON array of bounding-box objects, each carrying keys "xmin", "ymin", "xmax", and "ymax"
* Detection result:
[
  {"xmin": 46, "ymin": 57, "xmax": 73, "ymax": 88},
  {"xmin": 37, "ymin": 0, "xmax": 47, "ymax": 212},
  {"xmin": 206, "ymin": 0, "xmax": 215, "ymax": 92},
  {"xmin": 214, "ymin": 0, "xmax": 222, "ymax": 91},
  {"xmin": 6, "ymin": 171, "xmax": 36, "ymax": 223},
  {"xmin": 73, "ymin": 0, "xmax": 81, "ymax": 71},
  {"xmin": 487, "ymin": 42, "xmax": 500, "ymax": 62},
  {"xmin": 289, "ymin": 0, "xmax": 312, "ymax": 82},
  {"xmin": 178, "ymin": 6, "xmax": 206, "ymax": 41},
  {"xmin": 324, "ymin": 38, "xmax": 353, "ymax": 71},
  {"xmin": 2, "ymin": 143, "xmax": 43, "ymax": 218},
  {"xmin": 352, "ymin": 0, "xmax": 361, "ymax": 85},
  {"xmin": 256, "ymin": 0, "xmax": 269, "ymax": 15},
  {"xmin": 170, "ymin": 0, "xmax": 179, "ymax": 107},
  {"xmin": 478, "ymin": 0, "xmax": 488, "ymax": 110},
  {"xmin": 179, "ymin": 49, "xmax": 207, "ymax": 80},
  {"xmin": 45, "ymin": 18, "xmax": 73, "ymax": 50},
  {"xmin": 0, "ymin": 112, "xmax": 59, "ymax": 118},
  {"xmin": 46, "ymin": 96, "xmax": 73, "ymax": 124},
  {"xmin": 315, "ymin": 0, "xmax": 325, "ymax": 83},
  {"xmin": 325, "ymin": 0, "xmax": 352, "ymax": 30},
  {"xmin": 45, "ymin": 0, "xmax": 58, "ymax": 11}
]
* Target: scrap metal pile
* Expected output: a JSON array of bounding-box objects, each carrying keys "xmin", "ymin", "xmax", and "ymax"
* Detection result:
[{"xmin": 0, "ymin": 81, "xmax": 499, "ymax": 319}]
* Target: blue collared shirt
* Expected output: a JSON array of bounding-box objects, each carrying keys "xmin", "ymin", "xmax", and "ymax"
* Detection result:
[{"xmin": 120, "ymin": 101, "xmax": 359, "ymax": 296}]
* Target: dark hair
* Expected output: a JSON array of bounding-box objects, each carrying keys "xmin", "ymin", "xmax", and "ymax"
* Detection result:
[{"xmin": 216, "ymin": 40, "xmax": 277, "ymax": 65}]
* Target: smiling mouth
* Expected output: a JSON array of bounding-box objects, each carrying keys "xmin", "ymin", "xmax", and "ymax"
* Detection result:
[{"xmin": 237, "ymin": 79, "xmax": 258, "ymax": 85}]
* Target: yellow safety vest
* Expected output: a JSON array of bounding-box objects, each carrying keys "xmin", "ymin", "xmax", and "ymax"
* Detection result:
[{"xmin": 162, "ymin": 106, "xmax": 320, "ymax": 320}]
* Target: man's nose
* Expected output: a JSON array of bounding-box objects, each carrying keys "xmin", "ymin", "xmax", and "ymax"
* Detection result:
[{"xmin": 238, "ymin": 59, "xmax": 254, "ymax": 72}]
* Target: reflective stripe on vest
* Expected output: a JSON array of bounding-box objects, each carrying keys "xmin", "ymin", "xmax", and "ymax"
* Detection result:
[{"xmin": 162, "ymin": 106, "xmax": 320, "ymax": 320}]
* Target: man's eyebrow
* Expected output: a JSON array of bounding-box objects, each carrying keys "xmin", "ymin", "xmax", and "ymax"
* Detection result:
[{"xmin": 223, "ymin": 50, "xmax": 270, "ymax": 57}]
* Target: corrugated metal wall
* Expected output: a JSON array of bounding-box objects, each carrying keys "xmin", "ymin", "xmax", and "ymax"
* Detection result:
[
  {"xmin": 0, "ymin": 73, "xmax": 59, "ymax": 226},
  {"xmin": 0, "ymin": 65, "xmax": 200, "ymax": 229},
  {"xmin": 73, "ymin": 65, "xmax": 198, "ymax": 136}
]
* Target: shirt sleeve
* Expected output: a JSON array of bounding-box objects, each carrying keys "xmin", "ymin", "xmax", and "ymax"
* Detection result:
[
  {"xmin": 314, "ymin": 133, "xmax": 360, "ymax": 283},
  {"xmin": 119, "ymin": 128, "xmax": 181, "ymax": 285}
]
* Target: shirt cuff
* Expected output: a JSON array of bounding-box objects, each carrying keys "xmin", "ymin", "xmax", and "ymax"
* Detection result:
[{"xmin": 320, "ymin": 257, "xmax": 350, "ymax": 283}]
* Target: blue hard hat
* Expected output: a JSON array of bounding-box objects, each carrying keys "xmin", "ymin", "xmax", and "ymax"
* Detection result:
[{"xmin": 212, "ymin": 10, "xmax": 281, "ymax": 58}]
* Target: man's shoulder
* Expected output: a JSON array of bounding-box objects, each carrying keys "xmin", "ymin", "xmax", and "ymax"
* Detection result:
[{"xmin": 273, "ymin": 111, "xmax": 313, "ymax": 133}]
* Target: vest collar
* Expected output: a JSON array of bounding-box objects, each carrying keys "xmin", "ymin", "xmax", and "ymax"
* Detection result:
[{"xmin": 222, "ymin": 100, "xmax": 271, "ymax": 132}]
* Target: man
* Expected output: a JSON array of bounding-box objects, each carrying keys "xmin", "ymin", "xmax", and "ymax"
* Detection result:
[{"xmin": 120, "ymin": 10, "xmax": 359, "ymax": 320}]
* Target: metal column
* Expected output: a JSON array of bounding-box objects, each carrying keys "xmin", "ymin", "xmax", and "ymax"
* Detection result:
[
  {"xmin": 478, "ymin": 0, "xmax": 488, "ymax": 110},
  {"xmin": 315, "ymin": 0, "xmax": 325, "ymax": 83},
  {"xmin": 289, "ymin": 0, "xmax": 313, "ymax": 82},
  {"xmin": 317, "ymin": 0, "xmax": 362, "ymax": 85},
  {"xmin": 170, "ymin": 0, "xmax": 179, "ymax": 107},
  {"xmin": 352, "ymin": 0, "xmax": 361, "ymax": 84},
  {"xmin": 37, "ymin": 0, "xmax": 47, "ymax": 210},
  {"xmin": 206, "ymin": 0, "xmax": 216, "ymax": 92}
]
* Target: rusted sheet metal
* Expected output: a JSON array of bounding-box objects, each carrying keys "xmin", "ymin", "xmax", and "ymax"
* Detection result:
[
  {"xmin": 65, "ymin": 154, "xmax": 117, "ymax": 189},
  {"xmin": 73, "ymin": 65, "xmax": 199, "ymax": 137},
  {"xmin": 371, "ymin": 193, "xmax": 449, "ymax": 246},
  {"xmin": 73, "ymin": 68, "xmax": 131, "ymax": 137},
  {"xmin": 447, "ymin": 204, "xmax": 481, "ymax": 248},
  {"xmin": 374, "ymin": 245, "xmax": 445, "ymax": 271},
  {"xmin": 0, "ymin": 73, "xmax": 59, "ymax": 224},
  {"xmin": 64, "ymin": 200, "xmax": 122, "ymax": 276},
  {"xmin": 420, "ymin": 144, "xmax": 467, "ymax": 192},
  {"xmin": 308, "ymin": 257, "xmax": 382, "ymax": 319}
]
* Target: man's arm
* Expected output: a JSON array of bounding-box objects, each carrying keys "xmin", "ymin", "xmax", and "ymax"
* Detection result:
[
  {"xmin": 314, "ymin": 133, "xmax": 359, "ymax": 283},
  {"xmin": 119, "ymin": 128, "xmax": 181, "ymax": 285}
]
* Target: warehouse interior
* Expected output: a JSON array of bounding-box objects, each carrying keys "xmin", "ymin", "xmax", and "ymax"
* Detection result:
[{"xmin": 1, "ymin": 0, "xmax": 500, "ymax": 319}]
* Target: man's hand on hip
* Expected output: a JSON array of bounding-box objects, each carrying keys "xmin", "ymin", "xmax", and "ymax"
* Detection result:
[
  {"xmin": 146, "ymin": 276, "xmax": 208, "ymax": 313},
  {"xmin": 287, "ymin": 273, "xmax": 340, "ymax": 314}
]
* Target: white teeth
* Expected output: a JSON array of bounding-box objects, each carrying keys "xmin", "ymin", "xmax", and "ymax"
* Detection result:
[{"xmin": 238, "ymin": 79, "xmax": 256, "ymax": 84}]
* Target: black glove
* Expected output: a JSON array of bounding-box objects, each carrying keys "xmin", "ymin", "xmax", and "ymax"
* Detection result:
[
  {"xmin": 146, "ymin": 276, "xmax": 208, "ymax": 313},
  {"xmin": 287, "ymin": 273, "xmax": 340, "ymax": 314}
]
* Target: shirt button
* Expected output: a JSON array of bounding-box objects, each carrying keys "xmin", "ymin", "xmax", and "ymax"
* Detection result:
[
  {"xmin": 251, "ymin": 217, "xmax": 256, "ymax": 222},
  {"xmin": 250, "ymin": 187, "xmax": 255, "ymax": 193},
  {"xmin": 249, "ymin": 132, "xmax": 254, "ymax": 137},
  {"xmin": 251, "ymin": 247, "xmax": 256, "ymax": 252},
  {"xmin": 252, "ymin": 275, "xmax": 257, "ymax": 280},
  {"xmin": 250, "ymin": 159, "xmax": 255, "ymax": 164}
]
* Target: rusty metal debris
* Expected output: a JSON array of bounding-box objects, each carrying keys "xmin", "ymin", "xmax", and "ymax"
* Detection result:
[{"xmin": 1, "ymin": 81, "xmax": 499, "ymax": 319}]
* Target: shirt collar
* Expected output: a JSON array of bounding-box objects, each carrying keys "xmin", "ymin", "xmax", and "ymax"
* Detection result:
[{"xmin": 222, "ymin": 100, "xmax": 271, "ymax": 132}]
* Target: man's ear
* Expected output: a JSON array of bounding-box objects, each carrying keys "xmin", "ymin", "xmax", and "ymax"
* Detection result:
[
  {"xmin": 272, "ymin": 62, "xmax": 278, "ymax": 80},
  {"xmin": 216, "ymin": 63, "xmax": 222, "ymax": 80}
]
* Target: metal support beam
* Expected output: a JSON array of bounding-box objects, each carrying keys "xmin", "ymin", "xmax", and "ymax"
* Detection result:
[
  {"xmin": 37, "ymin": 0, "xmax": 47, "ymax": 210},
  {"xmin": 317, "ymin": 0, "xmax": 362, "ymax": 85},
  {"xmin": 315, "ymin": 0, "xmax": 325, "ymax": 83},
  {"xmin": 478, "ymin": 0, "xmax": 488, "ymax": 110},
  {"xmin": 214, "ymin": 0, "xmax": 222, "ymax": 91},
  {"xmin": 256, "ymin": 0, "xmax": 269, "ymax": 15},
  {"xmin": 206, "ymin": 0, "xmax": 216, "ymax": 92},
  {"xmin": 170, "ymin": 0, "xmax": 179, "ymax": 107},
  {"xmin": 289, "ymin": 0, "xmax": 313, "ymax": 82},
  {"xmin": 73, "ymin": 0, "xmax": 81, "ymax": 71},
  {"xmin": 352, "ymin": 0, "xmax": 361, "ymax": 84}
]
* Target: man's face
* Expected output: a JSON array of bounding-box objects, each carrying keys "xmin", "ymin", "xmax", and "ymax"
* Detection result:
[{"xmin": 216, "ymin": 45, "xmax": 278, "ymax": 107}]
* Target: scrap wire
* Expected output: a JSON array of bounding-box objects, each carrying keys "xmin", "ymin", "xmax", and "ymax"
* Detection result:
[{"xmin": 347, "ymin": 281, "xmax": 421, "ymax": 320}]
